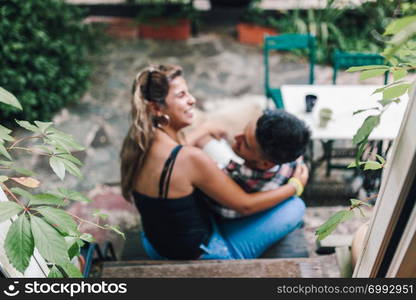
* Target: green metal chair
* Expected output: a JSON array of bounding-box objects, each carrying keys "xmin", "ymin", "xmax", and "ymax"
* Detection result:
[
  {"xmin": 264, "ymin": 34, "xmax": 316, "ymax": 109},
  {"xmin": 332, "ymin": 50, "xmax": 389, "ymax": 84}
]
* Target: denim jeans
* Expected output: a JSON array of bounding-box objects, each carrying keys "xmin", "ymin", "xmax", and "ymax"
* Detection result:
[{"xmin": 141, "ymin": 196, "xmax": 306, "ymax": 260}]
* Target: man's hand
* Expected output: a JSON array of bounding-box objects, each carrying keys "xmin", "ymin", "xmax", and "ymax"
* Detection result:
[{"xmin": 293, "ymin": 164, "xmax": 309, "ymax": 187}]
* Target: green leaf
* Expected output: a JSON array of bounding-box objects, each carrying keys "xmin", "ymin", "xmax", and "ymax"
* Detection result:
[
  {"xmin": 66, "ymin": 237, "xmax": 81, "ymax": 260},
  {"xmin": 393, "ymin": 69, "xmax": 408, "ymax": 81},
  {"xmin": 46, "ymin": 129, "xmax": 85, "ymax": 152},
  {"xmin": 378, "ymin": 99, "xmax": 397, "ymax": 106},
  {"xmin": 372, "ymin": 80, "xmax": 406, "ymax": 95},
  {"xmin": 30, "ymin": 215, "xmax": 70, "ymax": 265},
  {"xmin": 384, "ymin": 16, "xmax": 416, "ymax": 35},
  {"xmin": 15, "ymin": 120, "xmax": 41, "ymax": 133},
  {"xmin": 372, "ymin": 86, "xmax": 387, "ymax": 95},
  {"xmin": 347, "ymin": 161, "xmax": 365, "ymax": 168},
  {"xmin": 29, "ymin": 193, "xmax": 65, "ymax": 207},
  {"xmin": 12, "ymin": 167, "xmax": 36, "ymax": 177},
  {"xmin": 60, "ymin": 158, "xmax": 82, "ymax": 179},
  {"xmin": 0, "ymin": 143, "xmax": 12, "ymax": 160},
  {"xmin": 353, "ymin": 107, "xmax": 379, "ymax": 115},
  {"xmin": 49, "ymin": 156, "xmax": 66, "ymax": 180},
  {"xmin": 383, "ymin": 83, "xmax": 411, "ymax": 100},
  {"xmin": 0, "ymin": 202, "xmax": 24, "ymax": 224},
  {"xmin": 0, "ymin": 124, "xmax": 12, "ymax": 135},
  {"xmin": 315, "ymin": 210, "xmax": 355, "ymax": 241},
  {"xmin": 0, "ymin": 87, "xmax": 22, "ymax": 110},
  {"xmin": 0, "ymin": 175, "xmax": 8, "ymax": 183},
  {"xmin": 352, "ymin": 115, "xmax": 381, "ymax": 145},
  {"xmin": 60, "ymin": 262, "xmax": 83, "ymax": 278},
  {"xmin": 364, "ymin": 161, "xmax": 383, "ymax": 170},
  {"xmin": 34, "ymin": 206, "xmax": 79, "ymax": 236},
  {"xmin": 10, "ymin": 187, "xmax": 34, "ymax": 201},
  {"xmin": 356, "ymin": 139, "xmax": 368, "ymax": 161},
  {"xmin": 350, "ymin": 199, "xmax": 362, "ymax": 207},
  {"xmin": 4, "ymin": 214, "xmax": 34, "ymax": 273},
  {"xmin": 376, "ymin": 154, "xmax": 386, "ymax": 165},
  {"xmin": 359, "ymin": 69, "xmax": 388, "ymax": 81},
  {"xmin": 79, "ymin": 233, "xmax": 95, "ymax": 243},
  {"xmin": 104, "ymin": 224, "xmax": 125, "ymax": 240},
  {"xmin": 57, "ymin": 188, "xmax": 91, "ymax": 203},
  {"xmin": 48, "ymin": 265, "xmax": 64, "ymax": 278},
  {"xmin": 0, "ymin": 125, "xmax": 14, "ymax": 142},
  {"xmin": 34, "ymin": 121, "xmax": 53, "ymax": 134},
  {"xmin": 346, "ymin": 65, "xmax": 389, "ymax": 72},
  {"xmin": 36, "ymin": 145, "xmax": 53, "ymax": 154},
  {"xmin": 56, "ymin": 153, "xmax": 82, "ymax": 166}
]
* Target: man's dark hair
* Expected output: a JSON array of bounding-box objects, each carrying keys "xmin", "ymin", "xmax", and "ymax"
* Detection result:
[{"xmin": 255, "ymin": 110, "xmax": 311, "ymax": 164}]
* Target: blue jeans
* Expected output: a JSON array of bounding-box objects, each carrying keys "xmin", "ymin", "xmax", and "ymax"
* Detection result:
[{"xmin": 141, "ymin": 196, "xmax": 306, "ymax": 260}]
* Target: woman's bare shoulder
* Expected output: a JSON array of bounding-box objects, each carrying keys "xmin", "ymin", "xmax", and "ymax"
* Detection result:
[{"xmin": 179, "ymin": 145, "xmax": 216, "ymax": 168}]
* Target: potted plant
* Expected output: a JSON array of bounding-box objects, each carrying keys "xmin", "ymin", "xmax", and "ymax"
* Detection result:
[
  {"xmin": 237, "ymin": 1, "xmax": 279, "ymax": 45},
  {"xmin": 133, "ymin": 0, "xmax": 197, "ymax": 41}
]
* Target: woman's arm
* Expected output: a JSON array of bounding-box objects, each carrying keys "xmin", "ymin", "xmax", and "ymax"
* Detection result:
[
  {"xmin": 186, "ymin": 148, "xmax": 307, "ymax": 216},
  {"xmin": 184, "ymin": 123, "xmax": 227, "ymax": 147}
]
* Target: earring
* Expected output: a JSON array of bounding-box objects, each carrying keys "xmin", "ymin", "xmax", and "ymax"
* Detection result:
[{"xmin": 156, "ymin": 114, "xmax": 170, "ymax": 128}]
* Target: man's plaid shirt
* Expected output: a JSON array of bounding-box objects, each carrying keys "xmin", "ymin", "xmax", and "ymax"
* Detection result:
[{"xmin": 206, "ymin": 159, "xmax": 299, "ymax": 219}]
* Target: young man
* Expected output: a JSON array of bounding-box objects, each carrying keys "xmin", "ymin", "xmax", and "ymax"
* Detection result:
[{"xmin": 196, "ymin": 109, "xmax": 311, "ymax": 219}]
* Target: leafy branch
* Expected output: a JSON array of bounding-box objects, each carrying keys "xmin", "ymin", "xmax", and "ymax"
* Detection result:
[
  {"xmin": 0, "ymin": 87, "xmax": 124, "ymax": 278},
  {"xmin": 315, "ymin": 15, "xmax": 416, "ymax": 241},
  {"xmin": 316, "ymin": 196, "xmax": 374, "ymax": 241}
]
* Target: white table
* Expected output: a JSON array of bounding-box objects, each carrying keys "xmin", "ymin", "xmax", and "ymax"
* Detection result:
[{"xmin": 281, "ymin": 85, "xmax": 409, "ymax": 141}]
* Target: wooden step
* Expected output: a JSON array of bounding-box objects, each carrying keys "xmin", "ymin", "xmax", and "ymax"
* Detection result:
[
  {"xmin": 101, "ymin": 257, "xmax": 330, "ymax": 278},
  {"xmin": 121, "ymin": 227, "xmax": 309, "ymax": 261}
]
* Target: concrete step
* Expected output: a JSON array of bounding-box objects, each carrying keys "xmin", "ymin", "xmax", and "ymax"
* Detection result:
[{"xmin": 101, "ymin": 257, "xmax": 329, "ymax": 278}]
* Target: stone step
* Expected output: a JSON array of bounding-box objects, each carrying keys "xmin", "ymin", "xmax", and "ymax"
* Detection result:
[
  {"xmin": 120, "ymin": 227, "xmax": 309, "ymax": 261},
  {"xmin": 101, "ymin": 257, "xmax": 328, "ymax": 278}
]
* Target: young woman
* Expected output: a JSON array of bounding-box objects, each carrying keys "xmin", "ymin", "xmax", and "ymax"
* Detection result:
[{"xmin": 120, "ymin": 64, "xmax": 308, "ymax": 260}]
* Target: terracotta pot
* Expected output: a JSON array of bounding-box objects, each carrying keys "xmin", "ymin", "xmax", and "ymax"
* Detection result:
[
  {"xmin": 83, "ymin": 17, "xmax": 139, "ymax": 39},
  {"xmin": 140, "ymin": 19, "xmax": 191, "ymax": 41},
  {"xmin": 237, "ymin": 23, "xmax": 278, "ymax": 45}
]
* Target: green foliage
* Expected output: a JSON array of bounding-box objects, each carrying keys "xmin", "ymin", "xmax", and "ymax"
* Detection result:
[
  {"xmin": 0, "ymin": 0, "xmax": 94, "ymax": 123},
  {"xmin": 352, "ymin": 115, "xmax": 381, "ymax": 145},
  {"xmin": 48, "ymin": 265, "xmax": 64, "ymax": 278},
  {"xmin": 316, "ymin": 210, "xmax": 355, "ymax": 241},
  {"xmin": 4, "ymin": 214, "xmax": 34, "ymax": 273},
  {"xmin": 0, "ymin": 202, "xmax": 23, "ymax": 224},
  {"xmin": 132, "ymin": 0, "xmax": 198, "ymax": 24},
  {"xmin": 30, "ymin": 214, "xmax": 71, "ymax": 265},
  {"xmin": 241, "ymin": 2, "xmax": 280, "ymax": 29},
  {"xmin": 265, "ymin": 0, "xmax": 414, "ymax": 64},
  {"xmin": 316, "ymin": 14, "xmax": 415, "ymax": 242},
  {"xmin": 33, "ymin": 206, "xmax": 79, "ymax": 236},
  {"xmin": 0, "ymin": 88, "xmax": 124, "ymax": 277},
  {"xmin": 0, "ymin": 87, "xmax": 22, "ymax": 111}
]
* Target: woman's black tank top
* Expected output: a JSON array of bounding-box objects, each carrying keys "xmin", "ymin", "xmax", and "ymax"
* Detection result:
[{"xmin": 133, "ymin": 145, "xmax": 212, "ymax": 259}]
